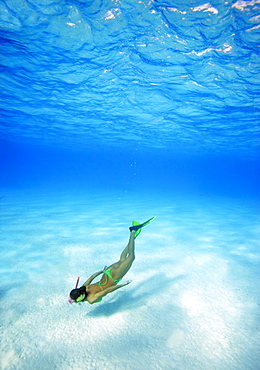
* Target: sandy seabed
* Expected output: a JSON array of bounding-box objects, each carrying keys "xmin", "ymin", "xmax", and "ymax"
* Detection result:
[{"xmin": 1, "ymin": 190, "xmax": 259, "ymax": 370}]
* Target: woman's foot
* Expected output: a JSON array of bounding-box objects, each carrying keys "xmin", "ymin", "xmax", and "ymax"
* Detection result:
[
  {"xmin": 129, "ymin": 217, "xmax": 156, "ymax": 238},
  {"xmin": 129, "ymin": 224, "xmax": 142, "ymax": 232}
]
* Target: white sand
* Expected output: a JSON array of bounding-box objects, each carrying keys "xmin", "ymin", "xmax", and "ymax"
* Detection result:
[{"xmin": 0, "ymin": 191, "xmax": 259, "ymax": 370}]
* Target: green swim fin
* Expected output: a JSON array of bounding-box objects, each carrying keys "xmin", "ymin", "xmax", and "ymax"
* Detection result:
[{"xmin": 131, "ymin": 216, "xmax": 156, "ymax": 238}]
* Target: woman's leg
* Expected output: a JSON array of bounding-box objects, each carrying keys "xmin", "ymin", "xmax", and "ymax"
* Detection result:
[
  {"xmin": 109, "ymin": 231, "xmax": 136, "ymax": 280},
  {"xmin": 119, "ymin": 231, "xmax": 135, "ymax": 261}
]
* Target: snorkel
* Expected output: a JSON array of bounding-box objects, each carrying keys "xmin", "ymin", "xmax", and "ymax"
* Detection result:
[{"xmin": 68, "ymin": 277, "xmax": 81, "ymax": 304}]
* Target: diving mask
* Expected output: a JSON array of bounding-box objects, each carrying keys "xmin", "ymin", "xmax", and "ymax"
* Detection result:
[
  {"xmin": 75, "ymin": 294, "xmax": 85, "ymax": 303},
  {"xmin": 68, "ymin": 276, "xmax": 81, "ymax": 304}
]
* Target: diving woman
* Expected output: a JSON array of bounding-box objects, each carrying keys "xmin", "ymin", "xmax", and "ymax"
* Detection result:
[{"xmin": 68, "ymin": 217, "xmax": 155, "ymax": 304}]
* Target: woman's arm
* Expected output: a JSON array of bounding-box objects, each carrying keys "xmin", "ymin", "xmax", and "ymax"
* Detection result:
[
  {"xmin": 83, "ymin": 270, "xmax": 103, "ymax": 286},
  {"xmin": 88, "ymin": 281, "xmax": 131, "ymax": 304}
]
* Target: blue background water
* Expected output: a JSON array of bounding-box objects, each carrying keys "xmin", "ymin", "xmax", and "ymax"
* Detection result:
[{"xmin": 0, "ymin": 0, "xmax": 259, "ymax": 199}]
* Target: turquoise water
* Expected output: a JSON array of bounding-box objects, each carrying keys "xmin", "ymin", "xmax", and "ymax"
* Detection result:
[{"xmin": 0, "ymin": 1, "xmax": 260, "ymax": 369}]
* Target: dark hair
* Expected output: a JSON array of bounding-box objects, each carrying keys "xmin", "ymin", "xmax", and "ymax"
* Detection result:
[{"xmin": 70, "ymin": 286, "xmax": 87, "ymax": 301}]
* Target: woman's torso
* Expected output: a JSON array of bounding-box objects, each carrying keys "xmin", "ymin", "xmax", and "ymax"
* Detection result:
[{"xmin": 83, "ymin": 272, "xmax": 116, "ymax": 302}]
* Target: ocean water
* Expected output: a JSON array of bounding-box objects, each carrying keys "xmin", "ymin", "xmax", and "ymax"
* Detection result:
[{"xmin": 0, "ymin": 1, "xmax": 260, "ymax": 369}]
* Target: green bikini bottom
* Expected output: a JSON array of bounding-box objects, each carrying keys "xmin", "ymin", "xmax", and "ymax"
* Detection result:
[
  {"xmin": 94, "ymin": 268, "xmax": 122, "ymax": 303},
  {"xmin": 97, "ymin": 268, "xmax": 122, "ymax": 288}
]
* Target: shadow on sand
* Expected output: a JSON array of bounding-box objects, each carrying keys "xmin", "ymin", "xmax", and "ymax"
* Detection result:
[{"xmin": 87, "ymin": 273, "xmax": 186, "ymax": 317}]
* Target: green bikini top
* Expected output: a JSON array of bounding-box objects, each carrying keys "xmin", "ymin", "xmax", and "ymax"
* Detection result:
[{"xmin": 88, "ymin": 268, "xmax": 121, "ymax": 303}]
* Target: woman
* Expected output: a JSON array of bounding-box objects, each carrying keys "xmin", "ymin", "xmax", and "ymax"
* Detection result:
[{"xmin": 69, "ymin": 217, "xmax": 155, "ymax": 304}]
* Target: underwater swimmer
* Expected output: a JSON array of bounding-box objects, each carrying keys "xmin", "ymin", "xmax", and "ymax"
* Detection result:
[{"xmin": 68, "ymin": 217, "xmax": 155, "ymax": 305}]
